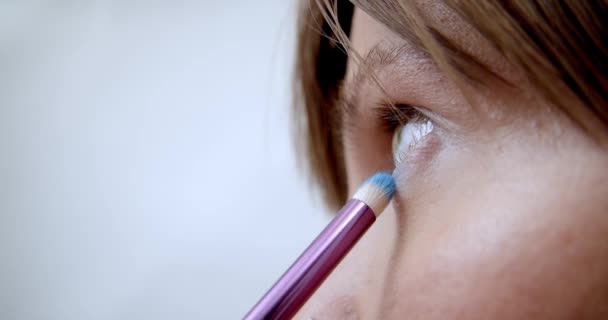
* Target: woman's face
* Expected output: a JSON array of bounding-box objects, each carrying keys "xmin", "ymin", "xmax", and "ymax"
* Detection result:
[{"xmin": 296, "ymin": 4, "xmax": 608, "ymax": 319}]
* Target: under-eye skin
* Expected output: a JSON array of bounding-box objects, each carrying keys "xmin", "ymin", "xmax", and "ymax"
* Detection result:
[{"xmin": 392, "ymin": 118, "xmax": 434, "ymax": 164}]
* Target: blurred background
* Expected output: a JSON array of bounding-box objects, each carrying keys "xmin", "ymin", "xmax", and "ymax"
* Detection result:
[{"xmin": 0, "ymin": 1, "xmax": 332, "ymax": 319}]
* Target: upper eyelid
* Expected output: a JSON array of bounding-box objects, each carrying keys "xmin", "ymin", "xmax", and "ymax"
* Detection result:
[
  {"xmin": 339, "ymin": 43, "xmax": 425, "ymax": 119},
  {"xmin": 374, "ymin": 104, "xmax": 425, "ymax": 131},
  {"xmin": 338, "ymin": 44, "xmax": 434, "ymax": 135}
]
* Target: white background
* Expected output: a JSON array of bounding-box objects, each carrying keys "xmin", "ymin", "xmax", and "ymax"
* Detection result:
[{"xmin": 0, "ymin": 1, "xmax": 331, "ymax": 319}]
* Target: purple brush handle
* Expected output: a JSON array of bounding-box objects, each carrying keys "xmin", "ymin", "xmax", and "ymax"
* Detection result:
[{"xmin": 243, "ymin": 199, "xmax": 376, "ymax": 320}]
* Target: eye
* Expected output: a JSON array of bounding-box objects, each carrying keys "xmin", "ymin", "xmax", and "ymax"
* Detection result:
[{"xmin": 392, "ymin": 118, "xmax": 434, "ymax": 164}]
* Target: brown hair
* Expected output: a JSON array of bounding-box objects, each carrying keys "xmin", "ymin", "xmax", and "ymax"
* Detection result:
[{"xmin": 294, "ymin": 0, "xmax": 608, "ymax": 210}]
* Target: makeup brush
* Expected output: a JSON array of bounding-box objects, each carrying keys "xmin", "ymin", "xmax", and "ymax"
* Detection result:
[{"xmin": 244, "ymin": 172, "xmax": 396, "ymax": 320}]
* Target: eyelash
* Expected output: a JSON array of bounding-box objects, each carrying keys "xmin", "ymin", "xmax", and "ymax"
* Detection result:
[{"xmin": 375, "ymin": 104, "xmax": 426, "ymax": 132}]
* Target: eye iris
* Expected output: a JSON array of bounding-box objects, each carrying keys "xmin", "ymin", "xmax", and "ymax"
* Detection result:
[{"xmin": 392, "ymin": 120, "xmax": 434, "ymax": 164}]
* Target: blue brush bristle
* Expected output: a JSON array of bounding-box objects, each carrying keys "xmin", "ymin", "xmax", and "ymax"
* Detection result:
[{"xmin": 365, "ymin": 172, "xmax": 396, "ymax": 200}]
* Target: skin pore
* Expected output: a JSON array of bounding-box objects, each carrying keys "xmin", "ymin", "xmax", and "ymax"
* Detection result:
[{"xmin": 295, "ymin": 3, "xmax": 608, "ymax": 320}]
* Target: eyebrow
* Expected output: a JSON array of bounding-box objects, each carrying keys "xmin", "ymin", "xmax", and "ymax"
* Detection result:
[
  {"xmin": 352, "ymin": 0, "xmax": 497, "ymax": 77},
  {"xmin": 340, "ymin": 32, "xmax": 505, "ymax": 131}
]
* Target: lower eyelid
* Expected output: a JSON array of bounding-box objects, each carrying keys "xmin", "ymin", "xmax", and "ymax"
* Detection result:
[{"xmin": 395, "ymin": 138, "xmax": 441, "ymax": 189}]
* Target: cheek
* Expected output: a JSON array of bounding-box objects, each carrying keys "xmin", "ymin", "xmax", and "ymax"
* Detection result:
[
  {"xmin": 383, "ymin": 204, "xmax": 608, "ymax": 319},
  {"xmin": 384, "ymin": 138, "xmax": 608, "ymax": 319}
]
